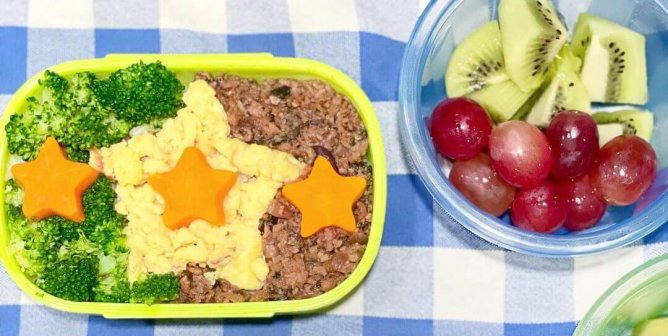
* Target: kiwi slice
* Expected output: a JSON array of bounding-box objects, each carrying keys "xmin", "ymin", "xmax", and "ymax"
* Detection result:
[
  {"xmin": 597, "ymin": 123, "xmax": 624, "ymax": 147},
  {"xmin": 445, "ymin": 21, "xmax": 509, "ymax": 97},
  {"xmin": 557, "ymin": 44, "xmax": 582, "ymax": 73},
  {"xmin": 524, "ymin": 46, "xmax": 591, "ymax": 127},
  {"xmin": 467, "ymin": 80, "xmax": 534, "ymax": 123},
  {"xmin": 571, "ymin": 13, "xmax": 647, "ymax": 104},
  {"xmin": 499, "ymin": 0, "xmax": 568, "ymax": 92},
  {"xmin": 445, "ymin": 20, "xmax": 533, "ymax": 122},
  {"xmin": 593, "ymin": 109, "xmax": 653, "ymax": 145}
]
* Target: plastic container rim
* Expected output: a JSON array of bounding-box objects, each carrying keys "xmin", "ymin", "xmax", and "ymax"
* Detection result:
[{"xmin": 574, "ymin": 253, "xmax": 668, "ymax": 335}]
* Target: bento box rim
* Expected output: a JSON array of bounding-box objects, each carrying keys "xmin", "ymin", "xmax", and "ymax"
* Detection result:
[{"xmin": 0, "ymin": 53, "xmax": 387, "ymax": 319}]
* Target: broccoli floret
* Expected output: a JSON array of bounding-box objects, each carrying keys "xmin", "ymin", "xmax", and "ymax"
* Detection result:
[
  {"xmin": 94, "ymin": 252, "xmax": 131, "ymax": 303},
  {"xmin": 92, "ymin": 61, "xmax": 184, "ymax": 124},
  {"xmin": 7, "ymin": 181, "xmax": 179, "ymax": 305},
  {"xmin": 5, "ymin": 71, "xmax": 83, "ymax": 160},
  {"xmin": 3, "ymin": 61, "xmax": 186, "ymax": 303},
  {"xmin": 95, "ymin": 278, "xmax": 131, "ymax": 303},
  {"xmin": 39, "ymin": 70, "xmax": 69, "ymax": 104},
  {"xmin": 57, "ymin": 72, "xmax": 132, "ymax": 151},
  {"xmin": 130, "ymin": 273, "xmax": 180, "ymax": 304},
  {"xmin": 40, "ymin": 254, "xmax": 99, "ymax": 302},
  {"xmin": 5, "ymin": 62, "xmax": 181, "ymax": 160},
  {"xmin": 4, "ymin": 71, "xmax": 124, "ymax": 160},
  {"xmin": 6, "ymin": 205, "xmax": 58, "ymax": 278},
  {"xmin": 5, "ymin": 176, "xmax": 134, "ymax": 302},
  {"xmin": 4, "ymin": 179, "xmax": 24, "ymax": 207},
  {"xmin": 5, "ymin": 97, "xmax": 53, "ymax": 160},
  {"xmin": 64, "ymin": 147, "xmax": 90, "ymax": 163},
  {"xmin": 80, "ymin": 177, "xmax": 128, "ymax": 251}
]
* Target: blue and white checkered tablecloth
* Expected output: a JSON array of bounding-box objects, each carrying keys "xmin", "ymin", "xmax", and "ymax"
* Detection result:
[{"xmin": 1, "ymin": 1, "xmax": 668, "ymax": 335}]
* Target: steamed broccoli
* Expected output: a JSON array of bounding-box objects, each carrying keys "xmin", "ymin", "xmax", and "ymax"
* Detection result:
[
  {"xmin": 5, "ymin": 176, "xmax": 180, "ymax": 304},
  {"xmin": 4, "ymin": 179, "xmax": 23, "ymax": 208},
  {"xmin": 5, "ymin": 97, "xmax": 54, "ymax": 161},
  {"xmin": 5, "ymin": 61, "xmax": 183, "ymax": 160},
  {"xmin": 5, "ymin": 71, "xmax": 130, "ymax": 161},
  {"xmin": 40, "ymin": 254, "xmax": 99, "ymax": 302},
  {"xmin": 92, "ymin": 61, "xmax": 185, "ymax": 124},
  {"xmin": 6, "ymin": 204, "xmax": 60, "ymax": 279},
  {"xmin": 94, "ymin": 253, "xmax": 131, "ymax": 303},
  {"xmin": 64, "ymin": 147, "xmax": 90, "ymax": 163},
  {"xmin": 5, "ymin": 177, "xmax": 124, "ymax": 300},
  {"xmin": 4, "ymin": 61, "xmax": 186, "ymax": 303},
  {"xmin": 95, "ymin": 271, "xmax": 181, "ymax": 305},
  {"xmin": 130, "ymin": 273, "xmax": 180, "ymax": 305},
  {"xmin": 54, "ymin": 72, "xmax": 132, "ymax": 152},
  {"xmin": 40, "ymin": 236, "xmax": 101, "ymax": 301}
]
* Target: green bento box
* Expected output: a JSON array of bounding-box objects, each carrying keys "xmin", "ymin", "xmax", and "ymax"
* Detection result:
[{"xmin": 0, "ymin": 53, "xmax": 387, "ymax": 318}]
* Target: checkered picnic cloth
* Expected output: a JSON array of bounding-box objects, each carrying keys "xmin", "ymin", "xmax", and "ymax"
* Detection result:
[{"xmin": 1, "ymin": 0, "xmax": 667, "ymax": 335}]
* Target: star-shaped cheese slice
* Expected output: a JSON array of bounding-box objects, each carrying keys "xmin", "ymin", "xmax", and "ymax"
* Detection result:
[
  {"xmin": 12, "ymin": 137, "xmax": 99, "ymax": 222},
  {"xmin": 282, "ymin": 156, "xmax": 367, "ymax": 237},
  {"xmin": 148, "ymin": 146, "xmax": 237, "ymax": 230}
]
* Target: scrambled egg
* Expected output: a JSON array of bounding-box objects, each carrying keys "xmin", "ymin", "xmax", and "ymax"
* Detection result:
[{"xmin": 91, "ymin": 80, "xmax": 305, "ymax": 289}]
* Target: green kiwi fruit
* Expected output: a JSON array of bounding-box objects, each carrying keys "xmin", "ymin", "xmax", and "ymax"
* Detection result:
[
  {"xmin": 445, "ymin": 21, "xmax": 509, "ymax": 97},
  {"xmin": 445, "ymin": 20, "xmax": 534, "ymax": 122},
  {"xmin": 593, "ymin": 109, "xmax": 654, "ymax": 146},
  {"xmin": 571, "ymin": 13, "xmax": 647, "ymax": 104},
  {"xmin": 512, "ymin": 44, "xmax": 591, "ymax": 126},
  {"xmin": 467, "ymin": 80, "xmax": 534, "ymax": 123},
  {"xmin": 524, "ymin": 46, "xmax": 591, "ymax": 127},
  {"xmin": 596, "ymin": 123, "xmax": 624, "ymax": 147},
  {"xmin": 499, "ymin": 0, "xmax": 568, "ymax": 92}
]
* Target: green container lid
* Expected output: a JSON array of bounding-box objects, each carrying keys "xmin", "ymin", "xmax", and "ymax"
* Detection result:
[{"xmin": 575, "ymin": 254, "xmax": 668, "ymax": 335}]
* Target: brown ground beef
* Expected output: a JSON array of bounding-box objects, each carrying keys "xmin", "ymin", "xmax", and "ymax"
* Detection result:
[{"xmin": 177, "ymin": 74, "xmax": 373, "ymax": 303}]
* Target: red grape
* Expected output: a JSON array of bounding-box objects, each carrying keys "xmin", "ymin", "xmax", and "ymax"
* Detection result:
[
  {"xmin": 562, "ymin": 174, "xmax": 606, "ymax": 231},
  {"xmin": 429, "ymin": 97, "xmax": 493, "ymax": 160},
  {"xmin": 449, "ymin": 153, "xmax": 516, "ymax": 216},
  {"xmin": 510, "ymin": 180, "xmax": 567, "ymax": 233},
  {"xmin": 546, "ymin": 111, "xmax": 599, "ymax": 180},
  {"xmin": 592, "ymin": 135, "xmax": 657, "ymax": 206},
  {"xmin": 489, "ymin": 120, "xmax": 553, "ymax": 188}
]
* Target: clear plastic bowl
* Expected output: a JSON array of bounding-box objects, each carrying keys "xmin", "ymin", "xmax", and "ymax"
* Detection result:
[
  {"xmin": 399, "ymin": 0, "xmax": 668, "ymax": 256},
  {"xmin": 574, "ymin": 254, "xmax": 668, "ymax": 335}
]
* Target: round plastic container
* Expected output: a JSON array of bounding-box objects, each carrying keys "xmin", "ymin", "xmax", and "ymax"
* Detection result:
[
  {"xmin": 0, "ymin": 54, "xmax": 387, "ymax": 318},
  {"xmin": 399, "ymin": 0, "xmax": 668, "ymax": 256},
  {"xmin": 575, "ymin": 254, "xmax": 668, "ymax": 335}
]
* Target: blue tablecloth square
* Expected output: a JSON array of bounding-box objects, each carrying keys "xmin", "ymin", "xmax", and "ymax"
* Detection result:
[
  {"xmin": 227, "ymin": 33, "xmax": 296, "ymax": 57},
  {"xmin": 95, "ymin": 29, "xmax": 161, "ymax": 57},
  {"xmin": 0, "ymin": 27, "xmax": 27, "ymax": 94}
]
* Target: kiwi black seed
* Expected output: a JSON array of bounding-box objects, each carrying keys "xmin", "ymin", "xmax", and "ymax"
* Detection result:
[
  {"xmin": 605, "ymin": 42, "xmax": 628, "ymax": 100},
  {"xmin": 528, "ymin": 0, "xmax": 563, "ymax": 75},
  {"xmin": 625, "ymin": 121, "xmax": 638, "ymax": 135},
  {"xmin": 553, "ymin": 87, "xmax": 566, "ymax": 114},
  {"xmin": 466, "ymin": 60, "xmax": 505, "ymax": 91}
]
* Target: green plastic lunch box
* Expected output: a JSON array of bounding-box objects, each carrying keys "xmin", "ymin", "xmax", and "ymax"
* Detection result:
[{"xmin": 0, "ymin": 53, "xmax": 387, "ymax": 318}]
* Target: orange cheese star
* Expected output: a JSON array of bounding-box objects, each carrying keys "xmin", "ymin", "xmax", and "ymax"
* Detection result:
[
  {"xmin": 148, "ymin": 146, "xmax": 237, "ymax": 230},
  {"xmin": 282, "ymin": 156, "xmax": 367, "ymax": 237},
  {"xmin": 11, "ymin": 137, "xmax": 99, "ymax": 222}
]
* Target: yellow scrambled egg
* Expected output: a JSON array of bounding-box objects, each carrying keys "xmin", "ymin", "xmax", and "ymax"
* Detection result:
[{"xmin": 90, "ymin": 80, "xmax": 305, "ymax": 289}]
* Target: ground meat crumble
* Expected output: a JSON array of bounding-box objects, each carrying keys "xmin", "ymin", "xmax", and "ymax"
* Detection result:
[{"xmin": 177, "ymin": 74, "xmax": 373, "ymax": 303}]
